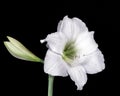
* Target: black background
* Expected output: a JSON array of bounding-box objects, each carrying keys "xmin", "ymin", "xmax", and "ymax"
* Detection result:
[{"xmin": 0, "ymin": 1, "xmax": 116, "ymax": 96}]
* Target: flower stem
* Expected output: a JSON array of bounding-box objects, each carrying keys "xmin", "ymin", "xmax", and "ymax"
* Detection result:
[
  {"xmin": 48, "ymin": 75, "xmax": 54, "ymax": 96},
  {"xmin": 39, "ymin": 59, "xmax": 44, "ymax": 64}
]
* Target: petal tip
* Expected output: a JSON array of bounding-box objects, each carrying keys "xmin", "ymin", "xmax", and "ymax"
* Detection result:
[
  {"xmin": 64, "ymin": 15, "xmax": 68, "ymax": 18},
  {"xmin": 77, "ymin": 87, "xmax": 83, "ymax": 90},
  {"xmin": 63, "ymin": 15, "xmax": 69, "ymax": 20},
  {"xmin": 40, "ymin": 39, "xmax": 46, "ymax": 43}
]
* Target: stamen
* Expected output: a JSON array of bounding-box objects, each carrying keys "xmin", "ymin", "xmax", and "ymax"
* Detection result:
[{"xmin": 62, "ymin": 40, "xmax": 77, "ymax": 64}]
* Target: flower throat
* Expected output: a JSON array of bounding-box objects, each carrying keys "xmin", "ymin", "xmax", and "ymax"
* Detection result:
[{"xmin": 62, "ymin": 41, "xmax": 77, "ymax": 64}]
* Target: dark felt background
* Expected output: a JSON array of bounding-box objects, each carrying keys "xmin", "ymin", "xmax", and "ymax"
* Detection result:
[{"xmin": 0, "ymin": 1, "xmax": 116, "ymax": 96}]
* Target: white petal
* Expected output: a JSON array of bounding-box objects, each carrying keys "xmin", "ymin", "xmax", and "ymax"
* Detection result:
[
  {"xmin": 40, "ymin": 39, "xmax": 46, "ymax": 43},
  {"xmin": 59, "ymin": 16, "xmax": 73, "ymax": 40},
  {"xmin": 75, "ymin": 31, "xmax": 98, "ymax": 56},
  {"xmin": 44, "ymin": 50, "xmax": 68, "ymax": 77},
  {"xmin": 44, "ymin": 32, "xmax": 67, "ymax": 54},
  {"xmin": 57, "ymin": 16, "xmax": 88, "ymax": 41},
  {"xmin": 57, "ymin": 20, "xmax": 62, "ymax": 32},
  {"xmin": 73, "ymin": 17, "xmax": 88, "ymax": 33},
  {"xmin": 83, "ymin": 49, "xmax": 105, "ymax": 74},
  {"xmin": 67, "ymin": 66, "xmax": 87, "ymax": 90}
]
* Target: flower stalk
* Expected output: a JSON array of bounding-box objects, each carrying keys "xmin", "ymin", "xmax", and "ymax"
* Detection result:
[{"xmin": 48, "ymin": 75, "xmax": 54, "ymax": 96}]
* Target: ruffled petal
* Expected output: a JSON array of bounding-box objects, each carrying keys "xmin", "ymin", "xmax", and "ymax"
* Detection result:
[
  {"xmin": 83, "ymin": 49, "xmax": 105, "ymax": 74},
  {"xmin": 57, "ymin": 16, "xmax": 88, "ymax": 41},
  {"xmin": 57, "ymin": 20, "xmax": 62, "ymax": 32},
  {"xmin": 42, "ymin": 32, "xmax": 67, "ymax": 54},
  {"xmin": 58, "ymin": 16, "xmax": 73, "ymax": 40},
  {"xmin": 75, "ymin": 31, "xmax": 98, "ymax": 56},
  {"xmin": 67, "ymin": 66, "xmax": 87, "ymax": 90},
  {"xmin": 73, "ymin": 17, "xmax": 88, "ymax": 33},
  {"xmin": 44, "ymin": 50, "xmax": 68, "ymax": 77}
]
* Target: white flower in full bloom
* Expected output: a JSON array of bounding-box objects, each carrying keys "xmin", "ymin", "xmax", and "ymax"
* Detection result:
[{"xmin": 41, "ymin": 16, "xmax": 105, "ymax": 90}]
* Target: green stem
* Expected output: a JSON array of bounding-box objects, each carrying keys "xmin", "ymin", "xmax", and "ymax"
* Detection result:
[
  {"xmin": 39, "ymin": 59, "xmax": 44, "ymax": 64},
  {"xmin": 48, "ymin": 75, "xmax": 54, "ymax": 96},
  {"xmin": 39, "ymin": 59, "xmax": 54, "ymax": 96}
]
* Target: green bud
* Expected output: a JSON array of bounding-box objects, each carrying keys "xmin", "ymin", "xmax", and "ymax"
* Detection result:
[{"xmin": 4, "ymin": 36, "xmax": 43, "ymax": 63}]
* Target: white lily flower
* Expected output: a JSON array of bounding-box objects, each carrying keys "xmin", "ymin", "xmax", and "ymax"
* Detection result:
[
  {"xmin": 41, "ymin": 16, "xmax": 105, "ymax": 90},
  {"xmin": 4, "ymin": 36, "xmax": 43, "ymax": 63}
]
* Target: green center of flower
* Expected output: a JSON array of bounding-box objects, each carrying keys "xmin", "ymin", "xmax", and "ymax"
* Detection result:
[{"xmin": 62, "ymin": 40, "xmax": 77, "ymax": 64}]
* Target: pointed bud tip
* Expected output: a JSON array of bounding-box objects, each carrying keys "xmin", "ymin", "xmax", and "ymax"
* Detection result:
[
  {"xmin": 6, "ymin": 36, "xmax": 11, "ymax": 40},
  {"xmin": 6, "ymin": 36, "xmax": 15, "ymax": 42},
  {"xmin": 3, "ymin": 42, "xmax": 7, "ymax": 46},
  {"xmin": 3, "ymin": 41, "xmax": 9, "ymax": 46}
]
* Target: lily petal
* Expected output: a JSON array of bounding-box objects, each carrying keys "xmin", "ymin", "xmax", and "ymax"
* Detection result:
[
  {"xmin": 75, "ymin": 31, "xmax": 98, "ymax": 56},
  {"xmin": 57, "ymin": 16, "xmax": 88, "ymax": 41},
  {"xmin": 44, "ymin": 50, "xmax": 68, "ymax": 77},
  {"xmin": 67, "ymin": 66, "xmax": 87, "ymax": 90},
  {"xmin": 73, "ymin": 17, "xmax": 88, "ymax": 33},
  {"xmin": 57, "ymin": 16, "xmax": 71, "ymax": 33},
  {"xmin": 57, "ymin": 20, "xmax": 62, "ymax": 32},
  {"xmin": 57, "ymin": 16, "xmax": 73, "ymax": 40},
  {"xmin": 43, "ymin": 32, "xmax": 67, "ymax": 54},
  {"xmin": 83, "ymin": 49, "xmax": 105, "ymax": 74}
]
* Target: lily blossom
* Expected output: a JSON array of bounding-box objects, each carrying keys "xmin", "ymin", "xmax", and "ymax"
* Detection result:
[{"xmin": 41, "ymin": 16, "xmax": 105, "ymax": 90}]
